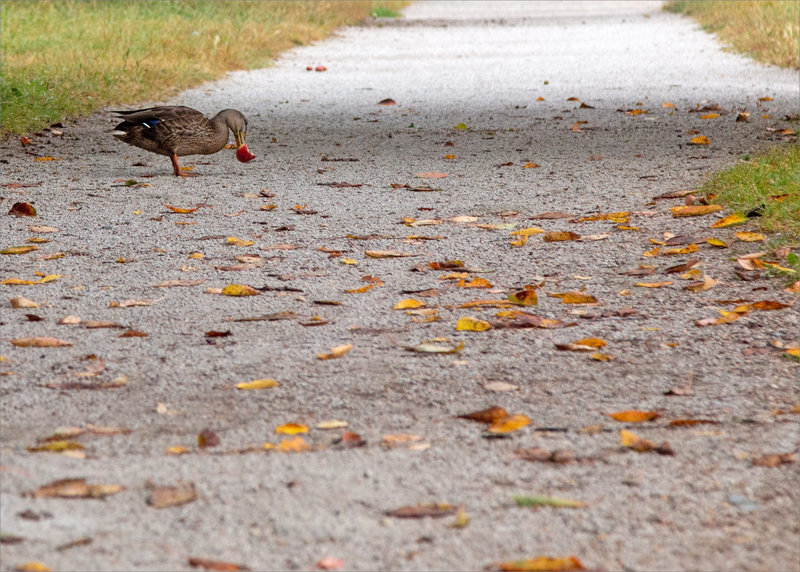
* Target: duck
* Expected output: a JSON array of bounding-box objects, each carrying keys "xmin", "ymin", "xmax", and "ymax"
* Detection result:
[{"xmin": 110, "ymin": 106, "xmax": 255, "ymax": 176}]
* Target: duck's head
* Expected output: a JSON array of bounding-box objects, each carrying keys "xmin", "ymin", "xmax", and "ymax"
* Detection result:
[{"xmin": 217, "ymin": 109, "xmax": 255, "ymax": 162}]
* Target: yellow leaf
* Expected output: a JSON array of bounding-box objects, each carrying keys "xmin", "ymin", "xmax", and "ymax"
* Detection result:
[
  {"xmin": 345, "ymin": 282, "xmax": 382, "ymax": 293},
  {"xmin": 548, "ymin": 292, "xmax": 598, "ymax": 305},
  {"xmin": 509, "ymin": 235, "xmax": 528, "ymax": 247},
  {"xmin": 444, "ymin": 154, "xmax": 456, "ymax": 159},
  {"xmin": 34, "ymin": 156, "xmax": 60, "ymax": 161},
  {"xmin": 661, "ymin": 243, "xmax": 699, "ymax": 256},
  {"xmin": 487, "ymin": 414, "xmax": 531, "ymax": 434},
  {"xmin": 14, "ymin": 562, "xmax": 52, "ymax": 572},
  {"xmin": 1, "ymin": 245, "xmax": 38, "ymax": 255},
  {"xmin": 236, "ymin": 378, "xmax": 280, "ymax": 390},
  {"xmin": 341, "ymin": 258, "xmax": 358, "ymax": 265},
  {"xmin": 700, "ymin": 113, "xmax": 719, "ymax": 119},
  {"xmin": 711, "ymin": 213, "xmax": 748, "ymax": 228},
  {"xmin": 456, "ymin": 316, "xmax": 491, "ymax": 331},
  {"xmin": 275, "ymin": 423, "xmax": 308, "ymax": 435},
  {"xmin": 316, "ymin": 419, "xmax": 349, "ymax": 430},
  {"xmin": 278, "ymin": 436, "xmax": 310, "ymax": 452},
  {"xmin": 188, "ymin": 252, "xmax": 204, "ymax": 259},
  {"xmin": 394, "ymin": 298, "xmax": 427, "ymax": 310},
  {"xmin": 226, "ymin": 236, "xmax": 254, "ymax": 247},
  {"xmin": 523, "ymin": 162, "xmax": 540, "ymax": 169},
  {"xmin": 572, "ymin": 212, "xmax": 630, "ymax": 223},
  {"xmin": 162, "ymin": 204, "xmax": 199, "ymax": 214},
  {"xmin": 608, "ymin": 410, "xmax": 660, "ymax": 423},
  {"xmin": 555, "ymin": 338, "xmax": 606, "ymax": 351},
  {"xmin": 735, "ymin": 231, "xmax": 765, "ymax": 242},
  {"xmin": 642, "ymin": 246, "xmax": 661, "ymax": 257},
  {"xmin": 27, "ymin": 440, "xmax": 85, "ymax": 453},
  {"xmin": 508, "ymin": 287, "xmax": 539, "ymax": 306},
  {"xmin": 220, "ymin": 284, "xmax": 260, "ymax": 296},
  {"xmin": 317, "ymin": 344, "xmax": 353, "ymax": 360},
  {"xmin": 670, "ymin": 205, "xmax": 722, "ymax": 217},
  {"xmin": 495, "ymin": 556, "xmax": 585, "ymax": 572},
  {"xmin": 165, "ymin": 446, "xmax": 190, "ymax": 455},
  {"xmin": 620, "ymin": 429, "xmax": 657, "ymax": 452},
  {"xmin": 786, "ymin": 348, "xmax": 800, "ymax": 358},
  {"xmin": 685, "ymin": 275, "xmax": 718, "ymax": 292},
  {"xmin": 689, "ymin": 135, "xmax": 710, "ymax": 145},
  {"xmin": 591, "ymin": 353, "xmax": 614, "ymax": 361},
  {"xmin": 706, "ymin": 238, "xmax": 728, "ymax": 248},
  {"xmin": 511, "ymin": 227, "xmax": 546, "ymax": 236},
  {"xmin": 457, "ymin": 277, "xmax": 493, "ymax": 289}
]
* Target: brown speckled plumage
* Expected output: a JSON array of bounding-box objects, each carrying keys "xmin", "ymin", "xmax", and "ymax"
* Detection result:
[{"xmin": 112, "ymin": 106, "xmax": 248, "ymax": 176}]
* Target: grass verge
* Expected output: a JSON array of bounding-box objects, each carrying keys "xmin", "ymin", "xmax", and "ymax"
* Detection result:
[
  {"xmin": 705, "ymin": 143, "xmax": 799, "ymax": 280},
  {"xmin": 0, "ymin": 0, "xmax": 405, "ymax": 135},
  {"xmin": 664, "ymin": 1, "xmax": 799, "ymax": 69}
]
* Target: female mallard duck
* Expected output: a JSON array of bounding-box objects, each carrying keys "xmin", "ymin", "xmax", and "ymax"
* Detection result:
[{"xmin": 111, "ymin": 106, "xmax": 255, "ymax": 177}]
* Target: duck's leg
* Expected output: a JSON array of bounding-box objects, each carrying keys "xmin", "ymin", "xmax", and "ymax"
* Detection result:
[{"xmin": 170, "ymin": 153, "xmax": 197, "ymax": 177}]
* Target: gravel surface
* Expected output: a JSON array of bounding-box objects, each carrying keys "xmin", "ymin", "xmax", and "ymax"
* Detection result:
[{"xmin": 1, "ymin": 2, "xmax": 798, "ymax": 571}]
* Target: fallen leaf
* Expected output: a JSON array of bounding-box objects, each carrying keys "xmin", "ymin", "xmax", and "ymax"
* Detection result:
[
  {"xmin": 484, "ymin": 381, "xmax": 519, "ymax": 392},
  {"xmin": 8, "ymin": 202, "xmax": 38, "ymax": 217},
  {"xmin": 2, "ymin": 245, "xmax": 38, "ymax": 255},
  {"xmin": 688, "ymin": 135, "xmax": 710, "ymax": 145},
  {"xmin": 513, "ymin": 495, "xmax": 587, "ymax": 508},
  {"xmin": 752, "ymin": 453, "xmax": 798, "ymax": 467},
  {"xmin": 187, "ymin": 557, "xmax": 250, "ymax": 571},
  {"xmin": 365, "ymin": 250, "xmax": 417, "ymax": 258},
  {"xmin": 548, "ymin": 292, "xmax": 598, "ymax": 305},
  {"xmin": 706, "ymin": 238, "xmax": 728, "ymax": 248},
  {"xmin": 394, "ymin": 298, "xmax": 427, "ymax": 310},
  {"xmin": 27, "ymin": 440, "xmax": 85, "ymax": 453},
  {"xmin": 415, "ymin": 172, "xmax": 448, "ymax": 179},
  {"xmin": 735, "ymin": 231, "xmax": 765, "ymax": 242},
  {"xmin": 277, "ymin": 436, "xmax": 310, "ymax": 453},
  {"xmin": 163, "ymin": 204, "xmax": 199, "ymax": 214},
  {"xmin": 543, "ymin": 231, "xmax": 581, "ymax": 242},
  {"xmin": 403, "ymin": 340, "xmax": 464, "ymax": 354},
  {"xmin": 711, "ymin": 213, "xmax": 748, "ymax": 228},
  {"xmin": 315, "ymin": 557, "xmax": 345, "ymax": 571},
  {"xmin": 146, "ymin": 482, "xmax": 197, "ymax": 508},
  {"xmin": 487, "ymin": 414, "xmax": 531, "ymax": 434},
  {"xmin": 456, "ymin": 316, "xmax": 491, "ymax": 331},
  {"xmin": 9, "ymin": 296, "xmax": 39, "ymax": 309},
  {"xmin": 608, "ymin": 410, "xmax": 660, "ymax": 423},
  {"xmin": 236, "ymin": 379, "xmax": 279, "ymax": 390},
  {"xmin": 10, "ymin": 337, "xmax": 72, "ymax": 348},
  {"xmin": 153, "ymin": 279, "xmax": 204, "ymax": 288},
  {"xmin": 508, "ymin": 286, "xmax": 539, "ymax": 306},
  {"xmin": 13, "ymin": 562, "xmax": 52, "ymax": 572},
  {"xmin": 220, "ymin": 284, "xmax": 260, "ymax": 296},
  {"xmin": 667, "ymin": 419, "xmax": 718, "ymax": 427},
  {"xmin": 26, "ymin": 478, "xmax": 124, "ymax": 499},
  {"xmin": 387, "ymin": 504, "xmax": 455, "ymax": 518},
  {"xmin": 198, "ymin": 429, "xmax": 220, "ymax": 448},
  {"xmin": 317, "ymin": 344, "xmax": 353, "ymax": 360},
  {"xmin": 652, "ymin": 189, "xmax": 696, "ymax": 200},
  {"xmin": 670, "ymin": 205, "xmax": 723, "ymax": 217},
  {"xmin": 685, "ymin": 275, "xmax": 718, "ymax": 292},
  {"xmin": 458, "ymin": 405, "xmax": 509, "ymax": 424},
  {"xmin": 458, "ymin": 277, "xmax": 493, "ymax": 289},
  {"xmin": 635, "ymin": 281, "xmax": 673, "ymax": 288},
  {"xmin": 494, "ymin": 556, "xmax": 586, "ymax": 572},
  {"xmin": 275, "ymin": 423, "xmax": 309, "ymax": 435},
  {"xmin": 555, "ymin": 338, "xmax": 606, "ymax": 352}
]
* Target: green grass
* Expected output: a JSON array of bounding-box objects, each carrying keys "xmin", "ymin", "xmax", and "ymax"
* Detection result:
[
  {"xmin": 665, "ymin": 1, "xmax": 799, "ymax": 69},
  {"xmin": 705, "ymin": 144, "xmax": 799, "ymax": 236},
  {"xmin": 0, "ymin": 1, "xmax": 406, "ymax": 135}
]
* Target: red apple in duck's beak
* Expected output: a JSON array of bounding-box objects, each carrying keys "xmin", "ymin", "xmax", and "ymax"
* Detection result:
[{"xmin": 236, "ymin": 143, "xmax": 256, "ymax": 163}]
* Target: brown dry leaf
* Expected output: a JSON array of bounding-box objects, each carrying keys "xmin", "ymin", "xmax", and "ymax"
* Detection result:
[
  {"xmin": 317, "ymin": 344, "xmax": 353, "ymax": 360},
  {"xmin": 187, "ymin": 557, "xmax": 251, "ymax": 571},
  {"xmin": 543, "ymin": 231, "xmax": 581, "ymax": 242},
  {"xmin": 415, "ymin": 172, "xmax": 449, "ymax": 179},
  {"xmin": 665, "ymin": 259, "xmax": 701, "ymax": 274},
  {"xmin": 11, "ymin": 337, "xmax": 72, "ymax": 348},
  {"xmin": 456, "ymin": 316, "xmax": 491, "ymax": 331},
  {"xmin": 608, "ymin": 410, "xmax": 660, "ymax": 423},
  {"xmin": 735, "ymin": 300, "xmax": 791, "ymax": 312},
  {"xmin": 365, "ymin": 250, "xmax": 417, "ymax": 258},
  {"xmin": 146, "ymin": 482, "xmax": 197, "ymax": 508},
  {"xmin": 378, "ymin": 98, "xmax": 396, "ymax": 106},
  {"xmin": 493, "ymin": 311, "xmax": 576, "ymax": 330},
  {"xmin": 458, "ymin": 406, "xmax": 509, "ymax": 424},
  {"xmin": 9, "ymin": 296, "xmax": 39, "ymax": 309},
  {"xmin": 84, "ymin": 320, "xmax": 123, "ymax": 329},
  {"xmin": 381, "ymin": 433, "xmax": 428, "ymax": 450},
  {"xmin": 555, "ymin": 338, "xmax": 606, "ymax": 352},
  {"xmin": 387, "ymin": 504, "xmax": 455, "ymax": 519},
  {"xmin": 153, "ymin": 279, "xmax": 204, "ymax": 288},
  {"xmin": 315, "ymin": 557, "xmax": 345, "ymax": 571},
  {"xmin": 198, "ymin": 428, "xmax": 221, "ymax": 448},
  {"xmin": 571, "ymin": 212, "xmax": 630, "ymax": 223},
  {"xmin": 670, "ymin": 205, "xmax": 722, "ymax": 217},
  {"xmin": 494, "ymin": 556, "xmax": 586, "ymax": 571},
  {"xmin": 27, "ymin": 478, "xmax": 124, "ymax": 499},
  {"xmin": 487, "ymin": 414, "xmax": 531, "ymax": 434},
  {"xmin": 752, "ymin": 453, "xmax": 798, "ymax": 467},
  {"xmin": 548, "ymin": 292, "xmax": 598, "ymax": 305},
  {"xmin": 667, "ymin": 419, "xmax": 718, "ymax": 427},
  {"xmin": 8, "ymin": 202, "xmax": 38, "ymax": 217},
  {"xmin": 119, "ymin": 329, "xmax": 148, "ymax": 338}
]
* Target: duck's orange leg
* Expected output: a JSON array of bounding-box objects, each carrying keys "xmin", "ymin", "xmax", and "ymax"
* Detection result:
[{"xmin": 171, "ymin": 153, "xmax": 197, "ymax": 177}]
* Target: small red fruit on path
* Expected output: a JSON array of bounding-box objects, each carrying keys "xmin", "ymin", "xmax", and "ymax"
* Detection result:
[{"xmin": 236, "ymin": 144, "xmax": 256, "ymax": 163}]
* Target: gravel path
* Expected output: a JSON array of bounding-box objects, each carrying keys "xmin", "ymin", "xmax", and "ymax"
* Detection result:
[{"xmin": 1, "ymin": 2, "xmax": 798, "ymax": 571}]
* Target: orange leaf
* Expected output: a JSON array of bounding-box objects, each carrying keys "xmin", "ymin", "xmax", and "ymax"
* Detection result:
[
  {"xmin": 495, "ymin": 556, "xmax": 585, "ymax": 571},
  {"xmin": 670, "ymin": 205, "xmax": 722, "ymax": 217},
  {"xmin": 608, "ymin": 410, "xmax": 660, "ymax": 423},
  {"xmin": 711, "ymin": 213, "xmax": 748, "ymax": 228},
  {"xmin": 548, "ymin": 292, "xmax": 598, "ymax": 305},
  {"xmin": 415, "ymin": 172, "xmax": 448, "ymax": 179},
  {"xmin": 278, "ymin": 436, "xmax": 309, "ymax": 453},
  {"xmin": 317, "ymin": 344, "xmax": 353, "ymax": 360},
  {"xmin": 487, "ymin": 414, "xmax": 531, "ymax": 434},
  {"xmin": 458, "ymin": 406, "xmax": 509, "ymax": 424},
  {"xmin": 543, "ymin": 231, "xmax": 581, "ymax": 242},
  {"xmin": 10, "ymin": 336, "xmax": 72, "ymax": 348},
  {"xmin": 275, "ymin": 423, "xmax": 309, "ymax": 435},
  {"xmin": 688, "ymin": 135, "xmax": 710, "ymax": 145},
  {"xmin": 163, "ymin": 204, "xmax": 199, "ymax": 214},
  {"xmin": 457, "ymin": 277, "xmax": 493, "ymax": 289}
]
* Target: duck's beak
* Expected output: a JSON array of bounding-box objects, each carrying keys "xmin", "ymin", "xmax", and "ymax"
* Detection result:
[{"xmin": 234, "ymin": 130, "xmax": 246, "ymax": 148}]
